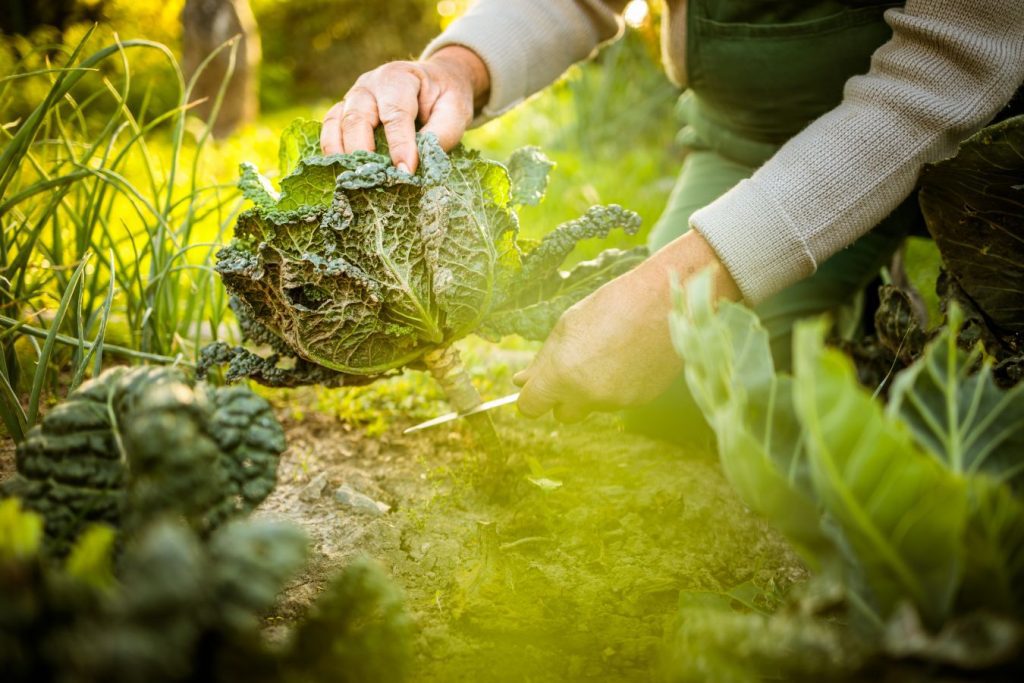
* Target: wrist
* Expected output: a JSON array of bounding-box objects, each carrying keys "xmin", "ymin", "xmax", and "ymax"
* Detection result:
[
  {"xmin": 428, "ymin": 45, "xmax": 491, "ymax": 109},
  {"xmin": 648, "ymin": 231, "xmax": 743, "ymax": 302}
]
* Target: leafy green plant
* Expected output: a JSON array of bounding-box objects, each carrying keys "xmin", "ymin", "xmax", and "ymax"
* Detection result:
[
  {"xmin": 668, "ymin": 271, "xmax": 1024, "ymax": 677},
  {"xmin": 1, "ymin": 30, "xmax": 245, "ymax": 438},
  {"xmin": 0, "ymin": 498, "xmax": 410, "ymax": 683},
  {"xmin": 919, "ymin": 114, "xmax": 1024, "ymax": 335},
  {"xmin": 0, "ymin": 363, "xmax": 410, "ymax": 682},
  {"xmin": 1, "ymin": 365, "xmax": 285, "ymax": 555},
  {"xmin": 201, "ymin": 120, "xmax": 645, "ymax": 465}
]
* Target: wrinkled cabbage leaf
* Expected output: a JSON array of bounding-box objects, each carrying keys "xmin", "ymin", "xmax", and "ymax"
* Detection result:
[{"xmin": 209, "ymin": 120, "xmax": 643, "ymax": 385}]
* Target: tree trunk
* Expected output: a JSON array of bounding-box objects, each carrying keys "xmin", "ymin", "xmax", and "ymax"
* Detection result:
[{"xmin": 180, "ymin": 0, "xmax": 261, "ymax": 138}]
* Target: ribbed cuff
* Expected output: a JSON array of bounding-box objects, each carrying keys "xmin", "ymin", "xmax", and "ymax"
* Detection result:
[
  {"xmin": 689, "ymin": 179, "xmax": 817, "ymax": 304},
  {"xmin": 422, "ymin": 14, "xmax": 533, "ymax": 127}
]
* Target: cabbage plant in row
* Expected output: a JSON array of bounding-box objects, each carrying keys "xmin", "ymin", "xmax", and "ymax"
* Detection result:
[{"xmin": 669, "ymin": 276, "xmax": 1023, "ymax": 679}]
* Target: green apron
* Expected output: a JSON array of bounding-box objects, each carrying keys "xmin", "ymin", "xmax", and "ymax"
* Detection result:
[{"xmin": 629, "ymin": 0, "xmax": 923, "ymax": 442}]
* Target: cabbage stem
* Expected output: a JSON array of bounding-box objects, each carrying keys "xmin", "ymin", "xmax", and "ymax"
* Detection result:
[{"xmin": 422, "ymin": 346, "xmax": 504, "ymax": 478}]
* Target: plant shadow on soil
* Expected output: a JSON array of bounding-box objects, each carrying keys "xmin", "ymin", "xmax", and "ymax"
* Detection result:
[{"xmin": 261, "ymin": 405, "xmax": 806, "ymax": 682}]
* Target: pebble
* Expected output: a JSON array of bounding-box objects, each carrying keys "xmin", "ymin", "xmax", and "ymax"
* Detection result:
[
  {"xmin": 333, "ymin": 483, "xmax": 391, "ymax": 516},
  {"xmin": 298, "ymin": 472, "xmax": 329, "ymax": 502}
]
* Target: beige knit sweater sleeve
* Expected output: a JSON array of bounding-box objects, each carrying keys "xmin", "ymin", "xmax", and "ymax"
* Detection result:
[
  {"xmin": 422, "ymin": 1, "xmax": 626, "ymax": 122},
  {"xmin": 690, "ymin": 1, "xmax": 1024, "ymax": 302}
]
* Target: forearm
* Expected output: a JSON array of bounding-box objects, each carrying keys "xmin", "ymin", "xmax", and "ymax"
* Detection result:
[
  {"xmin": 691, "ymin": 0, "xmax": 1024, "ymax": 304},
  {"xmin": 422, "ymin": 0, "xmax": 627, "ymax": 124}
]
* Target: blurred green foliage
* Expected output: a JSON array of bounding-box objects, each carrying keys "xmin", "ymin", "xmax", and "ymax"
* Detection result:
[
  {"xmin": 0, "ymin": 2, "xmax": 186, "ymax": 122},
  {"xmin": 1, "ymin": 1, "xmax": 675, "ymax": 145},
  {"xmin": 0, "ymin": 0, "xmax": 446, "ymax": 119},
  {"xmin": 251, "ymin": 0, "xmax": 441, "ymax": 110}
]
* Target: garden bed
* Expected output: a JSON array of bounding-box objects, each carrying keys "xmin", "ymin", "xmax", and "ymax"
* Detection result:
[{"xmin": 256, "ymin": 400, "xmax": 803, "ymax": 681}]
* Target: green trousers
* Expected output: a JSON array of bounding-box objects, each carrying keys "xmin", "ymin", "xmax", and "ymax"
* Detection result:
[{"xmin": 626, "ymin": 149, "xmax": 919, "ymax": 443}]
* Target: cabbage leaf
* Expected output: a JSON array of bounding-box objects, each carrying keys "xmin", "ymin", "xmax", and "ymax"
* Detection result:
[
  {"xmin": 671, "ymin": 272, "xmax": 1024, "ymax": 631},
  {"xmin": 792, "ymin": 318, "xmax": 968, "ymax": 626},
  {"xmin": 919, "ymin": 114, "xmax": 1024, "ymax": 333}
]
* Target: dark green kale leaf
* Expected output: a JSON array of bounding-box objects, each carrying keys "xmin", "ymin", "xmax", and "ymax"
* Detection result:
[
  {"xmin": 480, "ymin": 245, "xmax": 647, "ymax": 341},
  {"xmin": 282, "ymin": 557, "xmax": 412, "ymax": 683},
  {"xmin": 208, "ymin": 120, "xmax": 644, "ymax": 387},
  {"xmin": 506, "ymin": 146, "xmax": 554, "ymax": 207}
]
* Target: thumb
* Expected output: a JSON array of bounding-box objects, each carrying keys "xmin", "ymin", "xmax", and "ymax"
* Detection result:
[
  {"xmin": 512, "ymin": 368, "xmax": 530, "ymax": 387},
  {"xmin": 516, "ymin": 372, "xmax": 561, "ymax": 419}
]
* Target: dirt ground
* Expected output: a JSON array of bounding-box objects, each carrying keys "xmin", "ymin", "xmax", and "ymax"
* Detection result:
[{"xmin": 258, "ymin": 406, "xmax": 805, "ymax": 682}]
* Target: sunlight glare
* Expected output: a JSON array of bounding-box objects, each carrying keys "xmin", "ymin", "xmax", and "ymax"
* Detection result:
[{"xmin": 623, "ymin": 0, "xmax": 649, "ymax": 28}]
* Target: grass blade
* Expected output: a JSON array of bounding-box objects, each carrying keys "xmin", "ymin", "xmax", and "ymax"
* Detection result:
[
  {"xmin": 0, "ymin": 344, "xmax": 27, "ymax": 441},
  {"xmin": 70, "ymin": 250, "xmax": 116, "ymax": 391},
  {"xmin": 26, "ymin": 253, "xmax": 89, "ymax": 425}
]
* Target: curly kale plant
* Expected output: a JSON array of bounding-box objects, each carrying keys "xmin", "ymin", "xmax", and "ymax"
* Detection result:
[
  {"xmin": 200, "ymin": 120, "xmax": 644, "ymax": 460},
  {"xmin": 0, "ymin": 499, "xmax": 410, "ymax": 683},
  {"xmin": 1, "ymin": 366, "xmax": 285, "ymax": 554}
]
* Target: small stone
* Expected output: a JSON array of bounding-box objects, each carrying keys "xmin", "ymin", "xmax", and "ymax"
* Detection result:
[
  {"xmin": 299, "ymin": 472, "xmax": 329, "ymax": 502},
  {"xmin": 333, "ymin": 484, "xmax": 391, "ymax": 516}
]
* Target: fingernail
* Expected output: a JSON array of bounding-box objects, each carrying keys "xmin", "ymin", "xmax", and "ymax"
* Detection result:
[{"xmin": 397, "ymin": 162, "xmax": 411, "ymax": 174}]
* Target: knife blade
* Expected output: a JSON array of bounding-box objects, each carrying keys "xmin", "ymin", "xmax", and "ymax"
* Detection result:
[{"xmin": 403, "ymin": 392, "xmax": 520, "ymax": 434}]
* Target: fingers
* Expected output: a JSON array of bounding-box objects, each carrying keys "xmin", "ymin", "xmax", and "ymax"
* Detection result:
[
  {"xmin": 320, "ymin": 64, "xmax": 422, "ymax": 168},
  {"xmin": 420, "ymin": 91, "xmax": 472, "ymax": 151},
  {"xmin": 517, "ymin": 371, "xmax": 593, "ymax": 423},
  {"xmin": 376, "ymin": 72, "xmax": 422, "ymax": 173},
  {"xmin": 515, "ymin": 355, "xmax": 594, "ymax": 423},
  {"xmin": 320, "ymin": 90, "xmax": 378, "ymax": 156},
  {"xmin": 320, "ymin": 101, "xmax": 345, "ymax": 155},
  {"xmin": 553, "ymin": 403, "xmax": 590, "ymax": 424},
  {"xmin": 321, "ymin": 60, "xmax": 472, "ymax": 166},
  {"xmin": 339, "ymin": 87, "xmax": 378, "ymax": 155}
]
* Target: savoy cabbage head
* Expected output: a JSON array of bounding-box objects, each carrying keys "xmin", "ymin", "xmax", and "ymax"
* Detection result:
[{"xmin": 203, "ymin": 120, "xmax": 644, "ymax": 387}]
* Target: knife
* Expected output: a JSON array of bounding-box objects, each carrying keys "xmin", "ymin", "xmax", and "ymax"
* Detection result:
[{"xmin": 403, "ymin": 392, "xmax": 520, "ymax": 434}]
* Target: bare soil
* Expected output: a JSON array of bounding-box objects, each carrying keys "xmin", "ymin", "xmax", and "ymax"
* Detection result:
[{"xmin": 258, "ymin": 407, "xmax": 805, "ymax": 682}]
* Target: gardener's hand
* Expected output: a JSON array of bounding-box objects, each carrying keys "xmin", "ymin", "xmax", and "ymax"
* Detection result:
[
  {"xmin": 320, "ymin": 46, "xmax": 490, "ymax": 172},
  {"xmin": 513, "ymin": 231, "xmax": 742, "ymax": 422}
]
